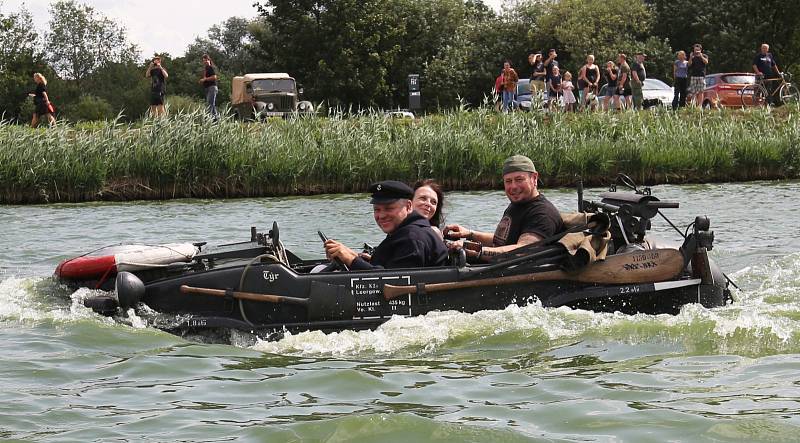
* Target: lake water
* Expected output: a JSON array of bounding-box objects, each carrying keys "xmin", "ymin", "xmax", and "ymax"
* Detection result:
[{"xmin": 2, "ymin": 181, "xmax": 800, "ymax": 442}]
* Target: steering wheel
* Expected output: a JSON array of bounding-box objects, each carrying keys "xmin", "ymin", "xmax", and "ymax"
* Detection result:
[{"xmin": 317, "ymin": 230, "xmax": 350, "ymax": 272}]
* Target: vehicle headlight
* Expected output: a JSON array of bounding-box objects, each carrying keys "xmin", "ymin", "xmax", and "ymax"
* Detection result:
[
  {"xmin": 267, "ymin": 103, "xmax": 274, "ymax": 110},
  {"xmin": 299, "ymin": 103, "xmax": 306, "ymax": 110}
]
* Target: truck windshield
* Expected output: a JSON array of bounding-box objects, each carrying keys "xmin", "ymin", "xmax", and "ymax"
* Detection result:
[{"xmin": 251, "ymin": 79, "xmax": 295, "ymax": 93}]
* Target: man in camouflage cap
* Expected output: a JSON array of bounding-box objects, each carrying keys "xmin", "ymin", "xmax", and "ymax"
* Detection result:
[{"xmin": 444, "ymin": 155, "xmax": 564, "ymax": 261}]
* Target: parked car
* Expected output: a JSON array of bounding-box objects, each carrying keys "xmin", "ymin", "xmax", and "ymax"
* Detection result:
[
  {"xmin": 385, "ymin": 110, "xmax": 415, "ymax": 119},
  {"xmin": 514, "ymin": 79, "xmax": 546, "ymax": 111},
  {"xmin": 641, "ymin": 78, "xmax": 673, "ymax": 108},
  {"xmin": 697, "ymin": 73, "xmax": 756, "ymax": 109},
  {"xmin": 595, "ymin": 78, "xmax": 672, "ymax": 109},
  {"xmin": 231, "ymin": 73, "xmax": 314, "ymax": 119}
]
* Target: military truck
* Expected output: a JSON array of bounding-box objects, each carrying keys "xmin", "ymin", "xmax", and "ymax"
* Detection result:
[{"xmin": 231, "ymin": 73, "xmax": 314, "ymax": 119}]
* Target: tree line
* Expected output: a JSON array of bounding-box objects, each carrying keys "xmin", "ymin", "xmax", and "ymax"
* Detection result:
[{"xmin": 1, "ymin": 0, "xmax": 797, "ymax": 123}]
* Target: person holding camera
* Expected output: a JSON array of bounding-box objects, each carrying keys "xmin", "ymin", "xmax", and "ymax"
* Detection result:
[
  {"xmin": 199, "ymin": 54, "xmax": 219, "ymax": 120},
  {"xmin": 145, "ymin": 56, "xmax": 168, "ymax": 117},
  {"xmin": 687, "ymin": 44, "xmax": 708, "ymax": 106}
]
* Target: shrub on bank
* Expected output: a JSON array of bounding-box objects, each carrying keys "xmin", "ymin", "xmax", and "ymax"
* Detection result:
[{"xmin": 0, "ymin": 106, "xmax": 798, "ymax": 203}]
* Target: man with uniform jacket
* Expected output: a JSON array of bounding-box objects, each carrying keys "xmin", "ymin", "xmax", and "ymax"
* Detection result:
[
  {"xmin": 444, "ymin": 155, "xmax": 565, "ymax": 262},
  {"xmin": 324, "ymin": 180, "xmax": 448, "ymax": 270}
]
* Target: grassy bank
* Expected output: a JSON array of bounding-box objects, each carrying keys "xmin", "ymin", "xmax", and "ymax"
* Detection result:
[{"xmin": 1, "ymin": 107, "xmax": 798, "ymax": 204}]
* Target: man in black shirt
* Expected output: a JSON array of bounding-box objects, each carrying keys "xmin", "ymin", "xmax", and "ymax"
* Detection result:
[
  {"xmin": 543, "ymin": 49, "xmax": 559, "ymax": 102},
  {"xmin": 444, "ymin": 155, "xmax": 565, "ymax": 262},
  {"xmin": 145, "ymin": 56, "xmax": 168, "ymax": 117},
  {"xmin": 687, "ymin": 44, "xmax": 708, "ymax": 106},
  {"xmin": 324, "ymin": 181, "xmax": 448, "ymax": 270},
  {"xmin": 631, "ymin": 52, "xmax": 647, "ymax": 110},
  {"xmin": 199, "ymin": 54, "xmax": 219, "ymax": 120},
  {"xmin": 753, "ymin": 43, "xmax": 782, "ymax": 100},
  {"xmin": 528, "ymin": 52, "xmax": 546, "ymax": 95}
]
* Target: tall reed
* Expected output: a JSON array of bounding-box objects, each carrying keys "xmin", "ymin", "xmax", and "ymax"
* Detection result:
[{"xmin": 1, "ymin": 106, "xmax": 798, "ymax": 203}]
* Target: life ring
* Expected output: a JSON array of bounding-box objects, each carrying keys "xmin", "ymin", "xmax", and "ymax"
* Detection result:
[{"xmin": 56, "ymin": 243, "xmax": 199, "ymax": 279}]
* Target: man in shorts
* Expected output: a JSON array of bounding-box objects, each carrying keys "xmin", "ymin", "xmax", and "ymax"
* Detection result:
[
  {"xmin": 687, "ymin": 44, "xmax": 709, "ymax": 106},
  {"xmin": 614, "ymin": 53, "xmax": 632, "ymax": 109}
]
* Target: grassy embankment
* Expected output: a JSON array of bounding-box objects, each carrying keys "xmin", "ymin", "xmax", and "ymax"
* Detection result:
[{"xmin": 1, "ymin": 106, "xmax": 798, "ymax": 204}]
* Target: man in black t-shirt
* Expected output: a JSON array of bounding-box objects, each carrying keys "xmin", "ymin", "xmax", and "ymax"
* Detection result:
[
  {"xmin": 631, "ymin": 52, "xmax": 647, "ymax": 110},
  {"xmin": 753, "ymin": 43, "xmax": 782, "ymax": 99},
  {"xmin": 543, "ymin": 49, "xmax": 559, "ymax": 101},
  {"xmin": 687, "ymin": 44, "xmax": 708, "ymax": 106},
  {"xmin": 145, "ymin": 56, "xmax": 168, "ymax": 117},
  {"xmin": 444, "ymin": 155, "xmax": 565, "ymax": 262},
  {"xmin": 199, "ymin": 54, "xmax": 219, "ymax": 120},
  {"xmin": 528, "ymin": 52, "xmax": 546, "ymax": 95}
]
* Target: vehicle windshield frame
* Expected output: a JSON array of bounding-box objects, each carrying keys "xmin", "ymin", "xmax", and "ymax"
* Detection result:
[{"xmin": 251, "ymin": 78, "xmax": 296, "ymax": 93}]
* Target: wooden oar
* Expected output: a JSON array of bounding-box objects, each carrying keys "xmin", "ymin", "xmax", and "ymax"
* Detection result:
[
  {"xmin": 181, "ymin": 283, "xmax": 355, "ymax": 321},
  {"xmin": 384, "ymin": 248, "xmax": 685, "ymax": 300},
  {"xmin": 181, "ymin": 285, "xmax": 309, "ymax": 305}
]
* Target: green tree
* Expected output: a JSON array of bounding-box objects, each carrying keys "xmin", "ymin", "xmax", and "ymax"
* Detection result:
[
  {"xmin": 647, "ymin": 0, "xmax": 800, "ymax": 74},
  {"xmin": 534, "ymin": 0, "xmax": 671, "ymax": 79},
  {"xmin": 0, "ymin": 5, "xmax": 47, "ymax": 121},
  {"xmin": 46, "ymin": 0, "xmax": 139, "ymax": 87},
  {"xmin": 185, "ymin": 16, "xmax": 263, "ymax": 76},
  {"xmin": 423, "ymin": 2, "xmax": 539, "ymax": 109}
]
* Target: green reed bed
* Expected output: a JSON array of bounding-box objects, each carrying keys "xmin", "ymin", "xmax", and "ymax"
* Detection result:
[{"xmin": 1, "ymin": 106, "xmax": 798, "ymax": 203}]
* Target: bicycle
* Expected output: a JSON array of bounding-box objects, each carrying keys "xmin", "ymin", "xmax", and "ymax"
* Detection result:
[{"xmin": 739, "ymin": 72, "xmax": 799, "ymax": 107}]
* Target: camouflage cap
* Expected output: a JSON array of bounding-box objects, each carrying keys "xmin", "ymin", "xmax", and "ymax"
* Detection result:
[{"xmin": 502, "ymin": 155, "xmax": 537, "ymax": 175}]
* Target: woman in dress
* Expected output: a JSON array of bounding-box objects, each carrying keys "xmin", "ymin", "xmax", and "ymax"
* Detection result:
[{"xmin": 29, "ymin": 73, "xmax": 56, "ymax": 128}]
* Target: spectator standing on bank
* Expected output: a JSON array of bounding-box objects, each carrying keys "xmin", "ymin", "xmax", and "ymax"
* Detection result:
[
  {"xmin": 494, "ymin": 70, "xmax": 504, "ymax": 111},
  {"xmin": 630, "ymin": 52, "xmax": 647, "ymax": 110},
  {"xmin": 145, "ymin": 56, "xmax": 168, "ymax": 117},
  {"xmin": 615, "ymin": 53, "xmax": 632, "ymax": 110},
  {"xmin": 528, "ymin": 52, "xmax": 546, "ymax": 95},
  {"xmin": 543, "ymin": 49, "xmax": 559, "ymax": 102},
  {"xmin": 687, "ymin": 44, "xmax": 708, "ymax": 106},
  {"xmin": 602, "ymin": 61, "xmax": 617, "ymax": 111},
  {"xmin": 562, "ymin": 71, "xmax": 576, "ymax": 112},
  {"xmin": 501, "ymin": 60, "xmax": 519, "ymax": 112},
  {"xmin": 752, "ymin": 43, "xmax": 782, "ymax": 101},
  {"xmin": 29, "ymin": 73, "xmax": 56, "ymax": 128},
  {"xmin": 548, "ymin": 66, "xmax": 563, "ymax": 109},
  {"xmin": 199, "ymin": 54, "xmax": 219, "ymax": 120},
  {"xmin": 672, "ymin": 51, "xmax": 689, "ymax": 109},
  {"xmin": 579, "ymin": 54, "xmax": 601, "ymax": 110}
]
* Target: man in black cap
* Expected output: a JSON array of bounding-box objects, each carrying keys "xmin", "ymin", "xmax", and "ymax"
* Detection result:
[
  {"xmin": 444, "ymin": 155, "xmax": 564, "ymax": 261},
  {"xmin": 324, "ymin": 180, "xmax": 448, "ymax": 270}
]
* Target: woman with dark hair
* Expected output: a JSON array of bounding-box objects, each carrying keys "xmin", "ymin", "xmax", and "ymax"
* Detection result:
[{"xmin": 413, "ymin": 179, "xmax": 445, "ymax": 238}]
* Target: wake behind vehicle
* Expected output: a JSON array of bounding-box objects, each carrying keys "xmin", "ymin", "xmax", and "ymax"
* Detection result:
[
  {"xmin": 56, "ymin": 177, "xmax": 732, "ymax": 340},
  {"xmin": 231, "ymin": 73, "xmax": 314, "ymax": 119}
]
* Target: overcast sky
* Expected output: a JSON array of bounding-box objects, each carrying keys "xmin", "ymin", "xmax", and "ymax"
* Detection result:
[{"xmin": 3, "ymin": 0, "xmax": 505, "ymax": 59}]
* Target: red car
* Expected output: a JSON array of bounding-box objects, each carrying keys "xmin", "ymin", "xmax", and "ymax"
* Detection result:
[{"xmin": 699, "ymin": 73, "xmax": 757, "ymax": 108}]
